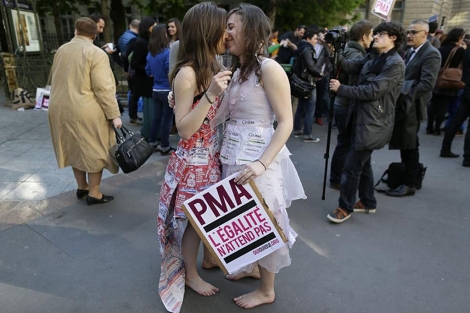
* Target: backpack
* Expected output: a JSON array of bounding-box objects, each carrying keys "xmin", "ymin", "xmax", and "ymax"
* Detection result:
[{"xmin": 374, "ymin": 162, "xmax": 427, "ymax": 192}]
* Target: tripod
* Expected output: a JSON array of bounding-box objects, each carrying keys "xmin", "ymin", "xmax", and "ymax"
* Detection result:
[{"xmin": 322, "ymin": 45, "xmax": 342, "ymax": 200}]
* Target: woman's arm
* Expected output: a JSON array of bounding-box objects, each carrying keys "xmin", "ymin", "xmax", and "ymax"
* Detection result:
[{"xmin": 174, "ymin": 67, "xmax": 231, "ymax": 139}]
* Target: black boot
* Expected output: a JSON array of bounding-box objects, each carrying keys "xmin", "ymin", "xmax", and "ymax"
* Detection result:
[{"xmin": 440, "ymin": 147, "xmax": 459, "ymax": 158}]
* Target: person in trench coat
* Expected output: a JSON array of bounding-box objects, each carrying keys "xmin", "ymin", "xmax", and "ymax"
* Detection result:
[{"xmin": 48, "ymin": 17, "xmax": 122, "ymax": 206}]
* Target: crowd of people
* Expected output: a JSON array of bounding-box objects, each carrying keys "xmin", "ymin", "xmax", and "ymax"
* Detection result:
[{"xmin": 47, "ymin": 2, "xmax": 470, "ymax": 312}]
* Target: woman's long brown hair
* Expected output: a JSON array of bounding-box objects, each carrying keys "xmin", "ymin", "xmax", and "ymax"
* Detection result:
[
  {"xmin": 169, "ymin": 2, "xmax": 226, "ymax": 94},
  {"xmin": 228, "ymin": 4, "xmax": 271, "ymax": 84}
]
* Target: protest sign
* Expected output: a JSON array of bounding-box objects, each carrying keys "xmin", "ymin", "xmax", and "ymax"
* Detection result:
[
  {"xmin": 371, "ymin": 0, "xmax": 397, "ymax": 20},
  {"xmin": 182, "ymin": 173, "xmax": 286, "ymax": 275}
]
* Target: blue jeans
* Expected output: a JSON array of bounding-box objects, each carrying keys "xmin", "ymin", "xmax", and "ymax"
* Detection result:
[
  {"xmin": 293, "ymin": 89, "xmax": 317, "ymax": 136},
  {"xmin": 339, "ymin": 146, "xmax": 376, "ymax": 213},
  {"xmin": 150, "ymin": 91, "xmax": 173, "ymax": 148},
  {"xmin": 330, "ymin": 104, "xmax": 350, "ymax": 185},
  {"xmin": 445, "ymin": 90, "xmax": 465, "ymax": 131}
]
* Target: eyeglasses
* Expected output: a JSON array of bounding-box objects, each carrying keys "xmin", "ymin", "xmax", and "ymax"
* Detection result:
[
  {"xmin": 373, "ymin": 31, "xmax": 388, "ymax": 37},
  {"xmin": 406, "ymin": 30, "xmax": 426, "ymax": 36}
]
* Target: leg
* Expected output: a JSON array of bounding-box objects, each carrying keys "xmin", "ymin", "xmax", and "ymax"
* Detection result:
[
  {"xmin": 357, "ymin": 152, "xmax": 377, "ymax": 207},
  {"xmin": 182, "ymin": 223, "xmax": 218, "ymax": 296},
  {"xmin": 87, "ymin": 171, "xmax": 103, "ymax": 198},
  {"xmin": 303, "ymin": 90, "xmax": 316, "ymax": 137},
  {"xmin": 427, "ymin": 95, "xmax": 438, "ymax": 132},
  {"xmin": 435, "ymin": 97, "xmax": 454, "ymax": 134},
  {"xmin": 338, "ymin": 149, "xmax": 373, "ymax": 213},
  {"xmin": 314, "ymin": 77, "xmax": 326, "ymax": 120},
  {"xmin": 72, "ymin": 168, "xmax": 88, "ymax": 190},
  {"xmin": 442, "ymin": 100, "xmax": 470, "ymax": 153},
  {"xmin": 160, "ymin": 91, "xmax": 174, "ymax": 149},
  {"xmin": 330, "ymin": 105, "xmax": 350, "ymax": 186},
  {"xmin": 128, "ymin": 92, "xmax": 139, "ymax": 120},
  {"xmin": 234, "ymin": 265, "xmax": 275, "ymax": 309},
  {"xmin": 293, "ymin": 98, "xmax": 306, "ymax": 132},
  {"xmin": 149, "ymin": 91, "xmax": 161, "ymax": 145}
]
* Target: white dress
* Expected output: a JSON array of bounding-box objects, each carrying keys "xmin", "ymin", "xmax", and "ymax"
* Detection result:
[{"xmin": 218, "ymin": 58, "xmax": 306, "ymax": 273}]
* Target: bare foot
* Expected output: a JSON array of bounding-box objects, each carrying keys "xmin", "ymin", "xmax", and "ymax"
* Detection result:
[
  {"xmin": 202, "ymin": 258, "xmax": 219, "ymax": 270},
  {"xmin": 185, "ymin": 276, "xmax": 219, "ymax": 296},
  {"xmin": 226, "ymin": 267, "xmax": 260, "ymax": 280},
  {"xmin": 234, "ymin": 289, "xmax": 275, "ymax": 309}
]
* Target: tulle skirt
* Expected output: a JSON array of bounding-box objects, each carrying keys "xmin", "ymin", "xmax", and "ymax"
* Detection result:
[{"xmin": 222, "ymin": 146, "xmax": 306, "ymax": 273}]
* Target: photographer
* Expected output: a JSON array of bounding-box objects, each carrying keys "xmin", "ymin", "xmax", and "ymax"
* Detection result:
[
  {"xmin": 327, "ymin": 22, "xmax": 405, "ymax": 224},
  {"xmin": 330, "ymin": 20, "xmax": 374, "ymax": 189},
  {"xmin": 292, "ymin": 29, "xmax": 323, "ymax": 142}
]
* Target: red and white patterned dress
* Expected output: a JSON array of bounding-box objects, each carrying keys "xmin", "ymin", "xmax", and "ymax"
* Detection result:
[{"xmin": 158, "ymin": 93, "xmax": 221, "ymax": 313}]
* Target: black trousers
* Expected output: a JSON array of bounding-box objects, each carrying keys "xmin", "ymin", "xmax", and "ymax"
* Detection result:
[
  {"xmin": 442, "ymin": 99, "xmax": 470, "ymax": 158},
  {"xmin": 400, "ymin": 123, "xmax": 420, "ymax": 188}
]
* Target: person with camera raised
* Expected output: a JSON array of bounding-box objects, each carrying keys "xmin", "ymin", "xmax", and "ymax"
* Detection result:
[
  {"xmin": 386, "ymin": 20, "xmax": 441, "ymax": 197},
  {"xmin": 292, "ymin": 28, "xmax": 323, "ymax": 142},
  {"xmin": 330, "ymin": 20, "xmax": 374, "ymax": 189},
  {"xmin": 327, "ymin": 22, "xmax": 405, "ymax": 223}
]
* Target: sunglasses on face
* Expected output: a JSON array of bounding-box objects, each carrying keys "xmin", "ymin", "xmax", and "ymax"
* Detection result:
[{"xmin": 406, "ymin": 30, "xmax": 425, "ymax": 35}]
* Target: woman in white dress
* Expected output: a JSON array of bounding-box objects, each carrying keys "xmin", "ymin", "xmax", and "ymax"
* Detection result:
[{"xmin": 213, "ymin": 3, "xmax": 306, "ymax": 309}]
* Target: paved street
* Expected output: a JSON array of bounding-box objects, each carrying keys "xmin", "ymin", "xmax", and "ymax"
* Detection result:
[{"xmin": 0, "ymin": 86, "xmax": 469, "ymax": 313}]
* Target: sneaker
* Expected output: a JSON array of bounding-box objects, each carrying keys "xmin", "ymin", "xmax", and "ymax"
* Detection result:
[
  {"xmin": 160, "ymin": 146, "xmax": 176, "ymax": 156},
  {"xmin": 293, "ymin": 130, "xmax": 303, "ymax": 138},
  {"xmin": 353, "ymin": 200, "xmax": 376, "ymax": 214},
  {"xmin": 327, "ymin": 208, "xmax": 351, "ymax": 223},
  {"xmin": 130, "ymin": 119, "xmax": 143, "ymax": 126},
  {"xmin": 455, "ymin": 130, "xmax": 464, "ymax": 137},
  {"xmin": 303, "ymin": 135, "xmax": 320, "ymax": 143},
  {"xmin": 315, "ymin": 118, "xmax": 323, "ymax": 126}
]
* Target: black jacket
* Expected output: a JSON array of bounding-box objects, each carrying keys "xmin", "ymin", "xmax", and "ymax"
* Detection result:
[
  {"xmin": 335, "ymin": 41, "xmax": 367, "ymax": 109},
  {"xmin": 337, "ymin": 49, "xmax": 405, "ymax": 151},
  {"xmin": 130, "ymin": 36, "xmax": 153, "ymax": 98},
  {"xmin": 389, "ymin": 41, "xmax": 441, "ymax": 150},
  {"xmin": 292, "ymin": 41, "xmax": 322, "ymax": 83}
]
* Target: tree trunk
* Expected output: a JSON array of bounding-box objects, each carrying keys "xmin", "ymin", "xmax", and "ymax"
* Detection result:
[
  {"xmin": 265, "ymin": 0, "xmax": 277, "ymax": 27},
  {"xmin": 110, "ymin": 0, "xmax": 126, "ymax": 43},
  {"xmin": 52, "ymin": 1, "xmax": 64, "ymax": 45},
  {"xmin": 101, "ymin": 0, "xmax": 111, "ymax": 43}
]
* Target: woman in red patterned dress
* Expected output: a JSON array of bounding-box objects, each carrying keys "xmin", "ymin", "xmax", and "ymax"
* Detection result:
[{"xmin": 157, "ymin": 2, "xmax": 232, "ymax": 312}]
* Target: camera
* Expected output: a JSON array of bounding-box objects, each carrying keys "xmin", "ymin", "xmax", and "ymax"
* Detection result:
[{"xmin": 325, "ymin": 27, "xmax": 348, "ymax": 50}]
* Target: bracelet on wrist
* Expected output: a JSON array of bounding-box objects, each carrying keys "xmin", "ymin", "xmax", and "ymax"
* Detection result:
[
  {"xmin": 204, "ymin": 92, "xmax": 214, "ymax": 104},
  {"xmin": 255, "ymin": 159, "xmax": 267, "ymax": 171}
]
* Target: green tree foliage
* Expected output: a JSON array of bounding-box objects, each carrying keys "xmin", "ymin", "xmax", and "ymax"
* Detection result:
[
  {"xmin": 129, "ymin": 0, "xmax": 199, "ymax": 21},
  {"xmin": 36, "ymin": 0, "xmax": 97, "ymax": 44},
  {"xmin": 250, "ymin": 0, "xmax": 365, "ymax": 31}
]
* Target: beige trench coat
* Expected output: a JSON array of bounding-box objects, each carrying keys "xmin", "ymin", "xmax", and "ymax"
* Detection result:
[{"xmin": 48, "ymin": 36, "xmax": 120, "ymax": 174}]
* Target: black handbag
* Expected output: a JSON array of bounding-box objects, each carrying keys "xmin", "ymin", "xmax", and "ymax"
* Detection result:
[
  {"xmin": 114, "ymin": 126, "xmax": 154, "ymax": 173},
  {"xmin": 288, "ymin": 72, "xmax": 315, "ymax": 99},
  {"xmin": 374, "ymin": 162, "xmax": 427, "ymax": 192}
]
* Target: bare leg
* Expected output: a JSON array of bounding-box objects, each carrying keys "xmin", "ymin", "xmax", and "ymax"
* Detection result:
[
  {"xmin": 182, "ymin": 223, "xmax": 219, "ymax": 296},
  {"xmin": 88, "ymin": 171, "xmax": 103, "ymax": 198},
  {"xmin": 72, "ymin": 168, "xmax": 88, "ymax": 190},
  {"xmin": 225, "ymin": 265, "xmax": 260, "ymax": 280},
  {"xmin": 202, "ymin": 245, "xmax": 220, "ymax": 269},
  {"xmin": 234, "ymin": 266, "xmax": 276, "ymax": 309}
]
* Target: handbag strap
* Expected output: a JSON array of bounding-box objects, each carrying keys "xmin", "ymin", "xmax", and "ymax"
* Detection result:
[
  {"xmin": 113, "ymin": 126, "xmax": 134, "ymax": 144},
  {"xmin": 442, "ymin": 46, "xmax": 459, "ymax": 70}
]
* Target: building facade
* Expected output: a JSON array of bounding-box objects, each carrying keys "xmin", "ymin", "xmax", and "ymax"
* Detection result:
[{"xmin": 355, "ymin": 0, "xmax": 470, "ymax": 30}]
